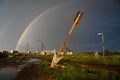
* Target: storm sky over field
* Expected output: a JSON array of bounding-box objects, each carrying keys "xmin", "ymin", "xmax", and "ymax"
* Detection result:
[{"xmin": 0, "ymin": 0, "xmax": 120, "ymax": 52}]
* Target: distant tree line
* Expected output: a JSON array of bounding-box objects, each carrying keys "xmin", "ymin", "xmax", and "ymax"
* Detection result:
[{"xmin": 99, "ymin": 49, "xmax": 120, "ymax": 56}]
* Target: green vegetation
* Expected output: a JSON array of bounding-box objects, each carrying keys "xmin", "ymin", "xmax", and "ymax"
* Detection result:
[
  {"xmin": 63, "ymin": 53, "xmax": 120, "ymax": 65},
  {"xmin": 7, "ymin": 53, "xmax": 26, "ymax": 61},
  {"xmin": 5, "ymin": 52, "xmax": 120, "ymax": 66},
  {"xmin": 38, "ymin": 60, "xmax": 120, "ymax": 80},
  {"xmin": 35, "ymin": 52, "xmax": 120, "ymax": 65},
  {"xmin": 14, "ymin": 52, "xmax": 120, "ymax": 80}
]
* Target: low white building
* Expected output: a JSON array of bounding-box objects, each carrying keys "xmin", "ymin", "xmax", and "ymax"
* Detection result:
[
  {"xmin": 41, "ymin": 49, "xmax": 56, "ymax": 55},
  {"xmin": 41, "ymin": 49, "xmax": 73, "ymax": 55},
  {"xmin": 58, "ymin": 51, "xmax": 73, "ymax": 55},
  {"xmin": 67, "ymin": 51, "xmax": 73, "ymax": 55}
]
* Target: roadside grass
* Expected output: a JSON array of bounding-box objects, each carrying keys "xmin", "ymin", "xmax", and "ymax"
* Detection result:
[
  {"xmin": 15, "ymin": 52, "xmax": 120, "ymax": 80},
  {"xmin": 7, "ymin": 53, "xmax": 26, "ymax": 62},
  {"xmin": 33, "ymin": 52, "xmax": 120, "ymax": 65},
  {"xmin": 38, "ymin": 61, "xmax": 120, "ymax": 80},
  {"xmin": 62, "ymin": 53, "xmax": 120, "ymax": 65}
]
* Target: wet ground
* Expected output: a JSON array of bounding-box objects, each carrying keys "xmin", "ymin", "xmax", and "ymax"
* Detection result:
[
  {"xmin": 0, "ymin": 57, "xmax": 119, "ymax": 80},
  {"xmin": 0, "ymin": 58, "xmax": 41, "ymax": 80}
]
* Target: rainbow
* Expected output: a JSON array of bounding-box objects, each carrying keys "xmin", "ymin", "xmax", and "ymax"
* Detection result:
[
  {"xmin": 15, "ymin": 14, "xmax": 39, "ymax": 50},
  {"xmin": 15, "ymin": 3, "xmax": 65, "ymax": 50},
  {"xmin": 15, "ymin": 10, "xmax": 50, "ymax": 50}
]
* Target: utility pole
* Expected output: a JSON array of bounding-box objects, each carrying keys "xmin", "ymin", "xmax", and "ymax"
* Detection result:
[
  {"xmin": 37, "ymin": 40, "xmax": 40, "ymax": 53},
  {"xmin": 50, "ymin": 11, "xmax": 83, "ymax": 68},
  {"xmin": 58, "ymin": 11, "xmax": 83, "ymax": 54},
  {"xmin": 41, "ymin": 40, "xmax": 45, "ymax": 52},
  {"xmin": 27, "ymin": 42, "xmax": 29, "ymax": 53}
]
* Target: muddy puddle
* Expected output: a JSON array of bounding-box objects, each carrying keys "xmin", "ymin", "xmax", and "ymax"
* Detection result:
[{"xmin": 0, "ymin": 58, "xmax": 41, "ymax": 80}]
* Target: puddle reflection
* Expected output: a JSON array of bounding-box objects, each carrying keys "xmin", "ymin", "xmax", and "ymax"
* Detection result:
[{"xmin": 0, "ymin": 58, "xmax": 41, "ymax": 80}]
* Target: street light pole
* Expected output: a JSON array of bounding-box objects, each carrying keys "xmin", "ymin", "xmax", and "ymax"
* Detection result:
[
  {"xmin": 98, "ymin": 32, "xmax": 104, "ymax": 59},
  {"xmin": 102, "ymin": 32, "xmax": 104, "ymax": 58}
]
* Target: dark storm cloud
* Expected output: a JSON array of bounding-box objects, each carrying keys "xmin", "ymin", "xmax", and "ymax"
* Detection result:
[
  {"xmin": 67, "ymin": 0, "xmax": 120, "ymax": 51},
  {"xmin": 0, "ymin": 0, "xmax": 66, "ymax": 50},
  {"xmin": 0, "ymin": 0, "xmax": 120, "ymax": 52}
]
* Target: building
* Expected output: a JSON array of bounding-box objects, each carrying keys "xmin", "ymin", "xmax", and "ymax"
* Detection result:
[{"xmin": 41, "ymin": 49, "xmax": 56, "ymax": 55}]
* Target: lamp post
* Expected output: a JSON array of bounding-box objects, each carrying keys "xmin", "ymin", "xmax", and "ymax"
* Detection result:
[{"xmin": 98, "ymin": 32, "xmax": 104, "ymax": 59}]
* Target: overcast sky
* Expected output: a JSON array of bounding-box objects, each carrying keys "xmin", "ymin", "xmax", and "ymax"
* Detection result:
[{"xmin": 0, "ymin": 0, "xmax": 120, "ymax": 52}]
